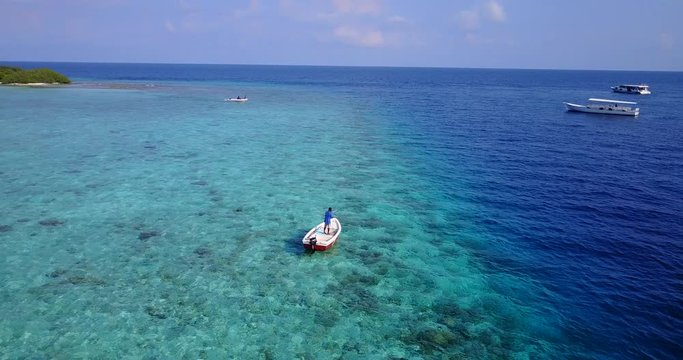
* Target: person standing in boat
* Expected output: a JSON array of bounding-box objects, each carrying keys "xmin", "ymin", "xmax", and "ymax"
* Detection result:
[{"xmin": 324, "ymin": 207, "xmax": 335, "ymax": 235}]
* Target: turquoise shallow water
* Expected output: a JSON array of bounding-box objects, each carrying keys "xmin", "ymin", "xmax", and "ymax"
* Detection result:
[
  {"xmin": 2, "ymin": 64, "xmax": 682, "ymax": 359},
  {"xmin": 1, "ymin": 80, "xmax": 553, "ymax": 359}
]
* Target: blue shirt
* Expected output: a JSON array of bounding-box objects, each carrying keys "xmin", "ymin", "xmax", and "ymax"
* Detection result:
[{"xmin": 324, "ymin": 210, "xmax": 334, "ymax": 224}]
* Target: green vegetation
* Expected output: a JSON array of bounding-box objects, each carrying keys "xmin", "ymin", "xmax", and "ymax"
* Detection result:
[
  {"xmin": 0, "ymin": 66, "xmax": 22, "ymax": 79},
  {"xmin": 0, "ymin": 66, "xmax": 71, "ymax": 84}
]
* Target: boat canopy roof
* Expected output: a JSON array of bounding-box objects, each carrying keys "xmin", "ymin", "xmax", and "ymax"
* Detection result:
[
  {"xmin": 619, "ymin": 84, "xmax": 649, "ymax": 88},
  {"xmin": 589, "ymin": 98, "xmax": 638, "ymax": 105}
]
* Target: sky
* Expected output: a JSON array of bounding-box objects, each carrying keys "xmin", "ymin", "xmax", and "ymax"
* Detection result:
[{"xmin": 1, "ymin": 0, "xmax": 682, "ymax": 71}]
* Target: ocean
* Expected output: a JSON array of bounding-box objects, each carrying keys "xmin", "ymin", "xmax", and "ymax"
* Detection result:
[{"xmin": 1, "ymin": 63, "xmax": 681, "ymax": 359}]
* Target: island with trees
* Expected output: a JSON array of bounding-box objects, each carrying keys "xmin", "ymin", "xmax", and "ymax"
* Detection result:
[{"xmin": 0, "ymin": 65, "xmax": 71, "ymax": 85}]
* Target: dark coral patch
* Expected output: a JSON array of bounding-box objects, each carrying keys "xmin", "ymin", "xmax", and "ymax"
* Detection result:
[
  {"xmin": 410, "ymin": 328, "xmax": 459, "ymax": 354},
  {"xmin": 139, "ymin": 231, "xmax": 160, "ymax": 241},
  {"xmin": 65, "ymin": 275, "xmax": 106, "ymax": 286},
  {"xmin": 145, "ymin": 305, "xmax": 167, "ymax": 319},
  {"xmin": 0, "ymin": 225, "xmax": 12, "ymax": 232},
  {"xmin": 325, "ymin": 282, "xmax": 379, "ymax": 314},
  {"xmin": 313, "ymin": 309, "xmax": 340, "ymax": 328},
  {"xmin": 359, "ymin": 251, "xmax": 383, "ymax": 265},
  {"xmin": 339, "ymin": 271, "xmax": 380, "ymax": 287},
  {"xmin": 194, "ymin": 247, "xmax": 212, "ymax": 258},
  {"xmin": 39, "ymin": 219, "xmax": 64, "ymax": 226},
  {"xmin": 46, "ymin": 269, "xmax": 67, "ymax": 278}
]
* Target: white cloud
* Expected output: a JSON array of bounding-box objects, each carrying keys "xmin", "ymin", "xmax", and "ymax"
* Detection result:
[
  {"xmin": 233, "ymin": 0, "xmax": 262, "ymax": 18},
  {"xmin": 332, "ymin": 0, "xmax": 382, "ymax": 15},
  {"xmin": 311, "ymin": 0, "xmax": 382, "ymax": 21},
  {"xmin": 458, "ymin": 10, "xmax": 480, "ymax": 31},
  {"xmin": 165, "ymin": 19, "xmax": 176, "ymax": 33},
  {"xmin": 457, "ymin": 1, "xmax": 506, "ymax": 30},
  {"xmin": 455, "ymin": 1, "xmax": 507, "ymax": 43},
  {"xmin": 276, "ymin": 0, "xmax": 410, "ymax": 48},
  {"xmin": 463, "ymin": 32, "xmax": 496, "ymax": 45},
  {"xmin": 464, "ymin": 32, "xmax": 479, "ymax": 44},
  {"xmin": 334, "ymin": 25, "xmax": 385, "ymax": 47},
  {"xmin": 387, "ymin": 15, "xmax": 408, "ymax": 24},
  {"xmin": 660, "ymin": 32, "xmax": 674, "ymax": 50},
  {"xmin": 484, "ymin": 1, "xmax": 506, "ymax": 22}
]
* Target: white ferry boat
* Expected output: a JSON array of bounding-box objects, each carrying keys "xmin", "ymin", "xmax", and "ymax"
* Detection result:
[
  {"xmin": 611, "ymin": 84, "xmax": 651, "ymax": 95},
  {"xmin": 564, "ymin": 98, "xmax": 639, "ymax": 116},
  {"xmin": 225, "ymin": 97, "xmax": 248, "ymax": 102}
]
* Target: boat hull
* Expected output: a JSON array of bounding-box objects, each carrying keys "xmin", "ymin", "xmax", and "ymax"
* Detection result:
[
  {"xmin": 225, "ymin": 98, "xmax": 248, "ymax": 102},
  {"xmin": 302, "ymin": 218, "xmax": 341, "ymax": 251},
  {"xmin": 564, "ymin": 102, "xmax": 639, "ymax": 116},
  {"xmin": 611, "ymin": 86, "xmax": 651, "ymax": 95}
]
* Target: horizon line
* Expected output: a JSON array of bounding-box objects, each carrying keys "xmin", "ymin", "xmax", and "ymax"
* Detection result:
[{"xmin": 1, "ymin": 60, "xmax": 681, "ymax": 73}]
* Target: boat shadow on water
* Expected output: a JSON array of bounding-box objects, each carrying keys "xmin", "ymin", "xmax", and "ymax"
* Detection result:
[{"xmin": 283, "ymin": 230, "xmax": 312, "ymax": 256}]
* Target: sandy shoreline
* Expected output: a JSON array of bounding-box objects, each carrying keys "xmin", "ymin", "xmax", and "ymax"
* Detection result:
[{"xmin": 0, "ymin": 82, "xmax": 66, "ymax": 87}]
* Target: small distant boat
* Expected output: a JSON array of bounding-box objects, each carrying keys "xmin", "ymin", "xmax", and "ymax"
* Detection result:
[
  {"xmin": 611, "ymin": 84, "xmax": 651, "ymax": 95},
  {"xmin": 302, "ymin": 218, "xmax": 341, "ymax": 251},
  {"xmin": 225, "ymin": 97, "xmax": 248, "ymax": 102},
  {"xmin": 564, "ymin": 98, "xmax": 639, "ymax": 116}
]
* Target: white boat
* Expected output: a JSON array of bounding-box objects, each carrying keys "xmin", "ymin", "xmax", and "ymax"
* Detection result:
[
  {"xmin": 564, "ymin": 98, "xmax": 639, "ymax": 116},
  {"xmin": 225, "ymin": 97, "xmax": 248, "ymax": 102},
  {"xmin": 302, "ymin": 218, "xmax": 341, "ymax": 251},
  {"xmin": 611, "ymin": 84, "xmax": 651, "ymax": 95}
]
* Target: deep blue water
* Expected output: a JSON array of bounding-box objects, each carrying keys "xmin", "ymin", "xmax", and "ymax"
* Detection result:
[{"xmin": 2, "ymin": 62, "xmax": 682, "ymax": 359}]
